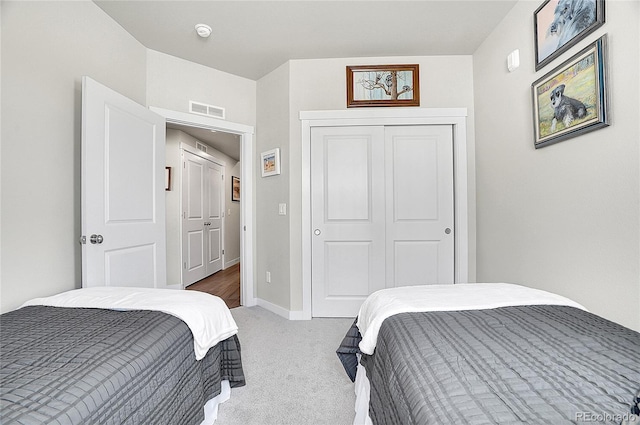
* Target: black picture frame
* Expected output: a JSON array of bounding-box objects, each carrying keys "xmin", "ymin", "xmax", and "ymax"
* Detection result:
[{"xmin": 231, "ymin": 176, "xmax": 240, "ymax": 202}]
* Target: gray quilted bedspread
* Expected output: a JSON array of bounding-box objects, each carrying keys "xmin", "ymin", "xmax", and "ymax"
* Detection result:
[
  {"xmin": 1, "ymin": 305, "xmax": 245, "ymax": 425},
  {"xmin": 338, "ymin": 305, "xmax": 640, "ymax": 424}
]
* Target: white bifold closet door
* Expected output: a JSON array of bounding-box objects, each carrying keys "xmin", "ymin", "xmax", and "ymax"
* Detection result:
[
  {"xmin": 182, "ymin": 150, "xmax": 224, "ymax": 287},
  {"xmin": 311, "ymin": 125, "xmax": 454, "ymax": 317}
]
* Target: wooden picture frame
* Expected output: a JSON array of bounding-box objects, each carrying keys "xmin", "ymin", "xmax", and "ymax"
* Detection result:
[
  {"xmin": 531, "ymin": 35, "xmax": 608, "ymax": 148},
  {"xmin": 231, "ymin": 176, "xmax": 240, "ymax": 202},
  {"xmin": 261, "ymin": 148, "xmax": 281, "ymax": 177},
  {"xmin": 534, "ymin": 0, "xmax": 605, "ymax": 71},
  {"xmin": 346, "ymin": 64, "xmax": 420, "ymax": 107}
]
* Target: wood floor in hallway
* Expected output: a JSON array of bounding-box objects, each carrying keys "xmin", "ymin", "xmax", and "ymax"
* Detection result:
[{"xmin": 186, "ymin": 263, "xmax": 240, "ymax": 309}]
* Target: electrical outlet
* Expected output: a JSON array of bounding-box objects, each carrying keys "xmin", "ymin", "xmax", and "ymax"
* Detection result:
[{"xmin": 266, "ymin": 271, "xmax": 271, "ymax": 283}]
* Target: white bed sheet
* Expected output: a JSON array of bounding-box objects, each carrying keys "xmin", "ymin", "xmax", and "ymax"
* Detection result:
[
  {"xmin": 20, "ymin": 287, "xmax": 238, "ymax": 360},
  {"xmin": 356, "ymin": 283, "xmax": 586, "ymax": 355}
]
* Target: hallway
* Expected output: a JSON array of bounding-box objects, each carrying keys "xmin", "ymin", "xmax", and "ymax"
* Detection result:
[{"xmin": 186, "ymin": 263, "xmax": 240, "ymax": 309}]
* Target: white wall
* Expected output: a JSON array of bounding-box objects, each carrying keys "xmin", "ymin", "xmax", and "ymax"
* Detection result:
[
  {"xmin": 165, "ymin": 129, "xmax": 183, "ymax": 285},
  {"xmin": 289, "ymin": 56, "xmax": 477, "ymax": 312},
  {"xmin": 254, "ymin": 56, "xmax": 477, "ymax": 312},
  {"xmin": 0, "ymin": 2, "xmax": 257, "ymax": 313},
  {"xmin": 474, "ymin": 0, "xmax": 640, "ymax": 330},
  {"xmin": 255, "ymin": 62, "xmax": 291, "ymax": 309},
  {"xmin": 146, "ymin": 50, "xmax": 256, "ymax": 126},
  {"xmin": 0, "ymin": 0, "xmax": 147, "ymax": 312}
]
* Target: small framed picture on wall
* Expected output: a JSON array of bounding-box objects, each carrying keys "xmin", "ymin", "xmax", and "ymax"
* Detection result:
[
  {"xmin": 232, "ymin": 176, "xmax": 240, "ymax": 201},
  {"xmin": 261, "ymin": 148, "xmax": 281, "ymax": 177}
]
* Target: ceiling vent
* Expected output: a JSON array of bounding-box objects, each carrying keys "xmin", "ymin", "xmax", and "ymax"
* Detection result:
[
  {"xmin": 189, "ymin": 101, "xmax": 225, "ymax": 120},
  {"xmin": 196, "ymin": 142, "xmax": 208, "ymax": 153}
]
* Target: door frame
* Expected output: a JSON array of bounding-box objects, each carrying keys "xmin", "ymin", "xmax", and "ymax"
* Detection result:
[
  {"xmin": 151, "ymin": 106, "xmax": 256, "ymax": 307},
  {"xmin": 300, "ymin": 108, "xmax": 469, "ymax": 319}
]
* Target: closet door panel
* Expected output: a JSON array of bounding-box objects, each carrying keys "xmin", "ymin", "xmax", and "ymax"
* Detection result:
[
  {"xmin": 311, "ymin": 126, "xmax": 386, "ymax": 317},
  {"xmin": 385, "ymin": 125, "xmax": 454, "ymax": 287}
]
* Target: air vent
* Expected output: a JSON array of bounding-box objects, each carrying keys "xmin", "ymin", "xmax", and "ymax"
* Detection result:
[
  {"xmin": 196, "ymin": 142, "xmax": 208, "ymax": 153},
  {"xmin": 189, "ymin": 101, "xmax": 225, "ymax": 119}
]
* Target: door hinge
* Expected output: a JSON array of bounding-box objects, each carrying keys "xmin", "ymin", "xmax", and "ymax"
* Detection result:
[
  {"xmin": 222, "ymin": 249, "xmax": 225, "ymax": 255},
  {"xmin": 184, "ymin": 262, "xmax": 187, "ymax": 269}
]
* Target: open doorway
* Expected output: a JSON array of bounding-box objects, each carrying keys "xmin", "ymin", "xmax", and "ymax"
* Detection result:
[
  {"xmin": 151, "ymin": 107, "xmax": 255, "ymax": 308},
  {"xmin": 167, "ymin": 126, "xmax": 239, "ymax": 307}
]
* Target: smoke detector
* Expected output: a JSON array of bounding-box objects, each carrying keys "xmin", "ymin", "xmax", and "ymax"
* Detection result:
[{"xmin": 195, "ymin": 24, "xmax": 212, "ymax": 38}]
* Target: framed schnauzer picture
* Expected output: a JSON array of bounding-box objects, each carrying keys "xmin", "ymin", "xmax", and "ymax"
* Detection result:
[
  {"xmin": 346, "ymin": 64, "xmax": 420, "ymax": 107},
  {"xmin": 534, "ymin": 0, "xmax": 605, "ymax": 71},
  {"xmin": 531, "ymin": 34, "xmax": 608, "ymax": 149}
]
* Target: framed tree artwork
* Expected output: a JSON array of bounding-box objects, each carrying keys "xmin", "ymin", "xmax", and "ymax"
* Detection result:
[{"xmin": 346, "ymin": 64, "xmax": 420, "ymax": 107}]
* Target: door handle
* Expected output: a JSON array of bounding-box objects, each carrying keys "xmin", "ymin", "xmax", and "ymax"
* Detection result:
[
  {"xmin": 90, "ymin": 234, "xmax": 104, "ymax": 244},
  {"xmin": 444, "ymin": 228, "xmax": 452, "ymax": 234},
  {"xmin": 314, "ymin": 229, "xmax": 321, "ymax": 236}
]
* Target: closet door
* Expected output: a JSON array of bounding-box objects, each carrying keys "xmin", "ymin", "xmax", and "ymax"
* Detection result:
[
  {"xmin": 310, "ymin": 125, "xmax": 455, "ymax": 317},
  {"xmin": 385, "ymin": 126, "xmax": 454, "ymax": 286},
  {"xmin": 311, "ymin": 126, "xmax": 386, "ymax": 317}
]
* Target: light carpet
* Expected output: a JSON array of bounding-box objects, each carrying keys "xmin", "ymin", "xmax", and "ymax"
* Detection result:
[{"xmin": 215, "ymin": 306, "xmax": 357, "ymax": 425}]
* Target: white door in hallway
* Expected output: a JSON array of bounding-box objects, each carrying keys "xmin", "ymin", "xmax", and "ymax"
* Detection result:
[
  {"xmin": 182, "ymin": 150, "xmax": 224, "ymax": 286},
  {"xmin": 81, "ymin": 76, "xmax": 167, "ymax": 288},
  {"xmin": 311, "ymin": 125, "xmax": 454, "ymax": 317},
  {"xmin": 204, "ymin": 159, "xmax": 224, "ymax": 276}
]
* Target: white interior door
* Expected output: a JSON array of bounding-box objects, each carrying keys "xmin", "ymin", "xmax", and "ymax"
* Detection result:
[
  {"xmin": 311, "ymin": 125, "xmax": 455, "ymax": 317},
  {"xmin": 385, "ymin": 126, "xmax": 454, "ymax": 286},
  {"xmin": 311, "ymin": 126, "xmax": 386, "ymax": 317},
  {"xmin": 205, "ymin": 159, "xmax": 224, "ymax": 275},
  {"xmin": 182, "ymin": 149, "xmax": 224, "ymax": 286},
  {"xmin": 182, "ymin": 150, "xmax": 207, "ymax": 285},
  {"xmin": 81, "ymin": 76, "xmax": 167, "ymax": 288}
]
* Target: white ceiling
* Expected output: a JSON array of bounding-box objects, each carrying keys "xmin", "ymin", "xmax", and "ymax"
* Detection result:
[
  {"xmin": 95, "ymin": 0, "xmax": 517, "ymax": 81},
  {"xmin": 94, "ymin": 0, "xmax": 518, "ymax": 158}
]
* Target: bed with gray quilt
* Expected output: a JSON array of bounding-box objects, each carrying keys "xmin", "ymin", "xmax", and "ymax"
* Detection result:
[
  {"xmin": 1, "ymin": 293, "xmax": 245, "ymax": 425},
  {"xmin": 337, "ymin": 284, "xmax": 640, "ymax": 425}
]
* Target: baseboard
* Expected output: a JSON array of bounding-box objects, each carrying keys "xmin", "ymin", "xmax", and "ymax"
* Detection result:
[
  {"xmin": 224, "ymin": 257, "xmax": 240, "ymax": 269},
  {"xmin": 255, "ymin": 298, "xmax": 310, "ymax": 320}
]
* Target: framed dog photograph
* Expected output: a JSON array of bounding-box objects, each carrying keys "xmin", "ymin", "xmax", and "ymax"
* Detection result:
[
  {"xmin": 534, "ymin": 0, "xmax": 605, "ymax": 71},
  {"xmin": 531, "ymin": 35, "xmax": 608, "ymax": 149},
  {"xmin": 346, "ymin": 64, "xmax": 420, "ymax": 107}
]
